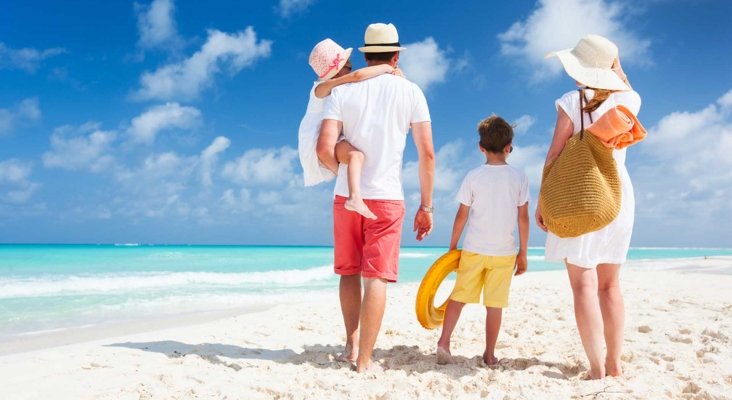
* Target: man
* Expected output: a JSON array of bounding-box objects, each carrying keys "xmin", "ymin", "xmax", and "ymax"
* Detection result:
[{"xmin": 317, "ymin": 22, "xmax": 435, "ymax": 373}]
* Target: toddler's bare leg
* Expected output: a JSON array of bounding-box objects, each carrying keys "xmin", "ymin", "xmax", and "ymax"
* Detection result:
[{"xmin": 335, "ymin": 140, "xmax": 376, "ymax": 220}]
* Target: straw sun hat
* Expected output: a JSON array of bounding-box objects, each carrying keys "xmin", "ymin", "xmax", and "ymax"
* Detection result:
[
  {"xmin": 546, "ymin": 34, "xmax": 630, "ymax": 91},
  {"xmin": 308, "ymin": 38, "xmax": 353, "ymax": 81},
  {"xmin": 358, "ymin": 23, "xmax": 406, "ymax": 53}
]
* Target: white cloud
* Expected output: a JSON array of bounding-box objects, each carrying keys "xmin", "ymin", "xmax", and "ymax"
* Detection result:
[
  {"xmin": 399, "ymin": 37, "xmax": 451, "ymax": 91},
  {"xmin": 114, "ymin": 151, "xmax": 196, "ymax": 218},
  {"xmin": 127, "ymin": 102, "xmax": 201, "ymax": 143},
  {"xmin": 513, "ymin": 114, "xmax": 536, "ymax": 135},
  {"xmin": 42, "ymin": 124, "xmax": 116, "ymax": 172},
  {"xmin": 0, "ymin": 159, "xmax": 40, "ymax": 204},
  {"xmin": 133, "ymin": 27, "xmax": 272, "ymax": 101},
  {"xmin": 0, "ymin": 98, "xmax": 41, "ymax": 134},
  {"xmin": 0, "ymin": 43, "xmax": 66, "ymax": 73},
  {"xmin": 200, "ymin": 136, "xmax": 231, "ymax": 186},
  {"xmin": 222, "ymin": 146, "xmax": 298, "ymax": 185},
  {"xmin": 498, "ymin": 0, "xmax": 651, "ymax": 82},
  {"xmin": 276, "ymin": 0, "xmax": 316, "ymax": 18},
  {"xmin": 135, "ymin": 0, "xmax": 182, "ymax": 50},
  {"xmin": 632, "ymin": 89, "xmax": 732, "ymax": 241}
]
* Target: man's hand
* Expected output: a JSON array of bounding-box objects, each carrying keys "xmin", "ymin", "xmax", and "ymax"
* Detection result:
[{"xmin": 413, "ymin": 209, "xmax": 433, "ymax": 241}]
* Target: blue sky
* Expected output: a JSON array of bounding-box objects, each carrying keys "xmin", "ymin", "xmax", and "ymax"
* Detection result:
[{"xmin": 1, "ymin": 0, "xmax": 731, "ymax": 247}]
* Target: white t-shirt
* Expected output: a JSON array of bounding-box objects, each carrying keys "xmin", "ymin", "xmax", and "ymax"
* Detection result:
[
  {"xmin": 322, "ymin": 74, "xmax": 431, "ymax": 200},
  {"xmin": 456, "ymin": 164, "xmax": 530, "ymax": 256}
]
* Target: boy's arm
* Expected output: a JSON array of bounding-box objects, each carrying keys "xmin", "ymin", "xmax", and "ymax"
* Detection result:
[
  {"xmin": 314, "ymin": 64, "xmax": 394, "ymax": 98},
  {"xmin": 449, "ymin": 204, "xmax": 470, "ymax": 250},
  {"xmin": 515, "ymin": 202, "xmax": 530, "ymax": 276}
]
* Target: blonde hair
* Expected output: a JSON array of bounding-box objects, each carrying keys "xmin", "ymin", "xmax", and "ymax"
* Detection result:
[{"xmin": 583, "ymin": 88, "xmax": 614, "ymax": 113}]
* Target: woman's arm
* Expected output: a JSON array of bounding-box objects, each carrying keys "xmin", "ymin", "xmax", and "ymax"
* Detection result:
[
  {"xmin": 544, "ymin": 107, "xmax": 574, "ymax": 167},
  {"xmin": 612, "ymin": 57, "xmax": 632, "ymax": 89},
  {"xmin": 314, "ymin": 64, "xmax": 394, "ymax": 98},
  {"xmin": 536, "ymin": 107, "xmax": 574, "ymax": 232},
  {"xmin": 449, "ymin": 204, "xmax": 470, "ymax": 250}
]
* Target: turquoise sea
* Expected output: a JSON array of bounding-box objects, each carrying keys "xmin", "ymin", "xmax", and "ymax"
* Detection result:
[{"xmin": 2, "ymin": 244, "xmax": 731, "ymax": 340}]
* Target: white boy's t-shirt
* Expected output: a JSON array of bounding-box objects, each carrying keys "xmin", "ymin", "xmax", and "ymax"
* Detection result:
[
  {"xmin": 456, "ymin": 164, "xmax": 530, "ymax": 256},
  {"xmin": 322, "ymin": 74, "xmax": 431, "ymax": 200}
]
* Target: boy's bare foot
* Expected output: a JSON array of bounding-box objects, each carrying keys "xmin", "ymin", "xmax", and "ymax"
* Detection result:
[
  {"xmin": 482, "ymin": 353, "xmax": 499, "ymax": 366},
  {"xmin": 344, "ymin": 198, "xmax": 377, "ymax": 220},
  {"xmin": 336, "ymin": 344, "xmax": 358, "ymax": 363},
  {"xmin": 436, "ymin": 347, "xmax": 456, "ymax": 365}
]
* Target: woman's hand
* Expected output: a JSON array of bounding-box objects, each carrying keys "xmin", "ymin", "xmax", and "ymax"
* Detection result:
[{"xmin": 535, "ymin": 204, "xmax": 548, "ymax": 232}]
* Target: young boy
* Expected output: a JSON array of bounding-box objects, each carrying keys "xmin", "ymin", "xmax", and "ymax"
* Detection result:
[{"xmin": 436, "ymin": 115, "xmax": 530, "ymax": 366}]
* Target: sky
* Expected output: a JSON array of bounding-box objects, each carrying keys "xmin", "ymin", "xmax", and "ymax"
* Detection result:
[{"xmin": 1, "ymin": 0, "xmax": 731, "ymax": 247}]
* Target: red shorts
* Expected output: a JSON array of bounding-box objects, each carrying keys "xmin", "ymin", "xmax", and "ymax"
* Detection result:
[{"xmin": 333, "ymin": 196, "xmax": 405, "ymax": 282}]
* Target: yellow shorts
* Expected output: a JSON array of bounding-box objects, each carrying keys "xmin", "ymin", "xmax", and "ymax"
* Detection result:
[{"xmin": 449, "ymin": 250, "xmax": 517, "ymax": 308}]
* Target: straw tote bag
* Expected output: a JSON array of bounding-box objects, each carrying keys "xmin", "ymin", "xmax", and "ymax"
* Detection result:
[{"xmin": 539, "ymin": 90, "xmax": 621, "ymax": 238}]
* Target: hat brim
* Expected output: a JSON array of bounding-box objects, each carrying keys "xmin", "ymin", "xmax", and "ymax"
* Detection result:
[
  {"xmin": 549, "ymin": 49, "xmax": 630, "ymax": 91},
  {"xmin": 319, "ymin": 48, "xmax": 353, "ymax": 81},
  {"xmin": 358, "ymin": 45, "xmax": 406, "ymax": 53}
]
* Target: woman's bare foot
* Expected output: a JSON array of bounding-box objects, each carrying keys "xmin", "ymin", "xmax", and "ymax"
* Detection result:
[
  {"xmin": 582, "ymin": 367, "xmax": 606, "ymax": 380},
  {"xmin": 605, "ymin": 360, "xmax": 622, "ymax": 377},
  {"xmin": 482, "ymin": 352, "xmax": 499, "ymax": 366},
  {"xmin": 436, "ymin": 347, "xmax": 456, "ymax": 365},
  {"xmin": 336, "ymin": 343, "xmax": 358, "ymax": 363},
  {"xmin": 344, "ymin": 198, "xmax": 377, "ymax": 220}
]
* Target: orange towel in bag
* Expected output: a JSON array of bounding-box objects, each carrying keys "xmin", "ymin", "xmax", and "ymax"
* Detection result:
[{"xmin": 587, "ymin": 105, "xmax": 647, "ymax": 149}]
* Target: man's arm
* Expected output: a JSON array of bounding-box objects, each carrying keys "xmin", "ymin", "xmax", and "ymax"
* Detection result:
[
  {"xmin": 317, "ymin": 119, "xmax": 342, "ymax": 174},
  {"xmin": 411, "ymin": 121, "xmax": 435, "ymax": 241}
]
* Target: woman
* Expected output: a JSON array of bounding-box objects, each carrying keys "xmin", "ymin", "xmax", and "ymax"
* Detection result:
[{"xmin": 536, "ymin": 34, "xmax": 640, "ymax": 379}]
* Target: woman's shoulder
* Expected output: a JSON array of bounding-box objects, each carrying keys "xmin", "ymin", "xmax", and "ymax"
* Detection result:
[{"xmin": 610, "ymin": 90, "xmax": 642, "ymax": 114}]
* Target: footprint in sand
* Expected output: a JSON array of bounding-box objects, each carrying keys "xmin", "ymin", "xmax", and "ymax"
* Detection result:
[
  {"xmin": 669, "ymin": 335, "xmax": 692, "ymax": 344},
  {"xmin": 679, "ymin": 328, "xmax": 691, "ymax": 335},
  {"xmin": 701, "ymin": 328, "xmax": 729, "ymax": 343},
  {"xmin": 682, "ymin": 382, "xmax": 702, "ymax": 395},
  {"xmin": 637, "ymin": 325, "xmax": 652, "ymax": 333}
]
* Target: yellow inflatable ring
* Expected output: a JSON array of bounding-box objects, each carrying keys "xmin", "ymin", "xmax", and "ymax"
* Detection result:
[{"xmin": 415, "ymin": 249, "xmax": 461, "ymax": 329}]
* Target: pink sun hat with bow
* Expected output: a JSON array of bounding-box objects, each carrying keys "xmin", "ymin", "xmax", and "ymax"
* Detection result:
[{"xmin": 308, "ymin": 38, "xmax": 353, "ymax": 81}]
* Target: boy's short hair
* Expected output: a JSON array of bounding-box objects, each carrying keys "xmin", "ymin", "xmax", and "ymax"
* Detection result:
[
  {"xmin": 478, "ymin": 115, "xmax": 513, "ymax": 153},
  {"xmin": 364, "ymin": 51, "xmax": 397, "ymax": 62}
]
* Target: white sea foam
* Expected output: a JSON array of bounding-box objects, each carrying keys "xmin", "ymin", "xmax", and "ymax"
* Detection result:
[
  {"xmin": 0, "ymin": 266, "xmax": 334, "ymax": 298},
  {"xmin": 400, "ymin": 252, "xmax": 434, "ymax": 258}
]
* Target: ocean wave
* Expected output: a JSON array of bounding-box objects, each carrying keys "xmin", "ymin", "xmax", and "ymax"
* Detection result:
[{"xmin": 0, "ymin": 266, "xmax": 335, "ymax": 298}]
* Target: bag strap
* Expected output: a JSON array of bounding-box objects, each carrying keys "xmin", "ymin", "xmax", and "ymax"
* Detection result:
[
  {"xmin": 578, "ymin": 89, "xmax": 595, "ymax": 140},
  {"xmin": 578, "ymin": 89, "xmax": 584, "ymax": 139}
]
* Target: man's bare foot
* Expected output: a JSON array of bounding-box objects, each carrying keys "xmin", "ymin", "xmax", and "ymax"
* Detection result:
[
  {"xmin": 482, "ymin": 352, "xmax": 498, "ymax": 366},
  {"xmin": 436, "ymin": 347, "xmax": 456, "ymax": 365},
  {"xmin": 355, "ymin": 360, "xmax": 383, "ymax": 373},
  {"xmin": 336, "ymin": 344, "xmax": 358, "ymax": 363},
  {"xmin": 344, "ymin": 198, "xmax": 377, "ymax": 220}
]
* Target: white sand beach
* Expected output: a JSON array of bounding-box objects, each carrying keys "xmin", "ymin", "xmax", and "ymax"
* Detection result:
[{"xmin": 1, "ymin": 258, "xmax": 731, "ymax": 399}]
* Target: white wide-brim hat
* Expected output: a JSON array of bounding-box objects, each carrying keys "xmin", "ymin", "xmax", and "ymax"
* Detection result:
[
  {"xmin": 309, "ymin": 38, "xmax": 353, "ymax": 81},
  {"xmin": 546, "ymin": 34, "xmax": 630, "ymax": 91},
  {"xmin": 358, "ymin": 23, "xmax": 406, "ymax": 53}
]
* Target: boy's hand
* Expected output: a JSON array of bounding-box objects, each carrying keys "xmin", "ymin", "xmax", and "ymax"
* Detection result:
[{"xmin": 514, "ymin": 252, "xmax": 528, "ymax": 276}]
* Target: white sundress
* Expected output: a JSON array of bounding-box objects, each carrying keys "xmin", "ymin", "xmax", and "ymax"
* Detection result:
[
  {"xmin": 298, "ymin": 82, "xmax": 336, "ymax": 187},
  {"xmin": 544, "ymin": 89, "xmax": 642, "ymax": 268}
]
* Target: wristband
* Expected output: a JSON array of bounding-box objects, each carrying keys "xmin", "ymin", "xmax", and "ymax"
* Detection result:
[{"xmin": 419, "ymin": 205, "xmax": 434, "ymax": 213}]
